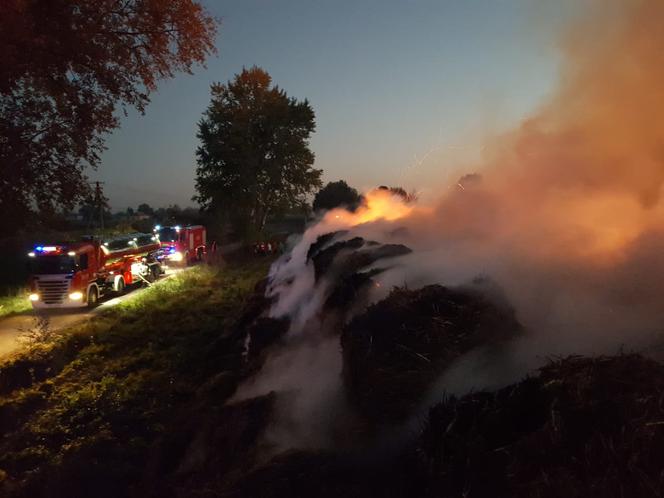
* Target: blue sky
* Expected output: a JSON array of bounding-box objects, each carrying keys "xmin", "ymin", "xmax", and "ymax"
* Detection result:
[{"xmin": 97, "ymin": 0, "xmax": 581, "ymax": 210}]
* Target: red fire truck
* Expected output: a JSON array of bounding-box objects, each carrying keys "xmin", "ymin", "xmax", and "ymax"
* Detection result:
[
  {"xmin": 27, "ymin": 233, "xmax": 161, "ymax": 309},
  {"xmin": 154, "ymin": 225, "xmax": 206, "ymax": 266}
]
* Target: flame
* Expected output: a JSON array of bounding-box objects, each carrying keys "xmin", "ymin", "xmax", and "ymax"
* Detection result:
[{"xmin": 323, "ymin": 188, "xmax": 415, "ymax": 227}]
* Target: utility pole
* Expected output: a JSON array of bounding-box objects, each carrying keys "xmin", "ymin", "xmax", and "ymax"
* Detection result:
[
  {"xmin": 87, "ymin": 181, "xmax": 106, "ymax": 234},
  {"xmin": 94, "ymin": 181, "xmax": 105, "ymax": 233}
]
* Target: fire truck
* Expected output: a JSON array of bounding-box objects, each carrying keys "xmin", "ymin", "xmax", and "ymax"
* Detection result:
[
  {"xmin": 154, "ymin": 225, "xmax": 206, "ymax": 266},
  {"xmin": 27, "ymin": 233, "xmax": 161, "ymax": 309}
]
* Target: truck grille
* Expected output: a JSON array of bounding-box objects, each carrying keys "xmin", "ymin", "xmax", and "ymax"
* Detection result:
[{"xmin": 37, "ymin": 279, "xmax": 70, "ymax": 304}]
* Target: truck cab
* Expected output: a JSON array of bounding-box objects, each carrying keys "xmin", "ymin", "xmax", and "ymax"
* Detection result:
[{"xmin": 27, "ymin": 243, "xmax": 100, "ymax": 308}]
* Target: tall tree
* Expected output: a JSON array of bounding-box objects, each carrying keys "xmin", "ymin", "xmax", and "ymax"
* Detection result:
[
  {"xmin": 0, "ymin": 0, "xmax": 217, "ymax": 233},
  {"xmin": 313, "ymin": 180, "xmax": 362, "ymax": 212},
  {"xmin": 195, "ymin": 67, "xmax": 322, "ymax": 236},
  {"xmin": 78, "ymin": 185, "xmax": 110, "ymax": 229},
  {"xmin": 137, "ymin": 203, "xmax": 154, "ymax": 216}
]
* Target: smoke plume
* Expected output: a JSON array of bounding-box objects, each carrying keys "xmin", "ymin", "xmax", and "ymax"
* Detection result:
[{"xmin": 233, "ymin": 0, "xmax": 664, "ymax": 450}]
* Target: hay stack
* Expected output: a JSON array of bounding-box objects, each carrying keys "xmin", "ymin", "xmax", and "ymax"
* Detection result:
[{"xmin": 342, "ymin": 284, "xmax": 522, "ymax": 423}]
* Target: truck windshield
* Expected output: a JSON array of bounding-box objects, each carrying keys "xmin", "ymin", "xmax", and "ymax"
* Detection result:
[
  {"xmin": 30, "ymin": 255, "xmax": 76, "ymax": 275},
  {"xmin": 158, "ymin": 227, "xmax": 178, "ymax": 242}
]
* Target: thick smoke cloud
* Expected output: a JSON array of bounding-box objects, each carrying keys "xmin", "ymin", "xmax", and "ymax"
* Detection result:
[
  {"xmin": 233, "ymin": 0, "xmax": 664, "ymax": 450},
  {"xmin": 398, "ymin": 0, "xmax": 664, "ymax": 353}
]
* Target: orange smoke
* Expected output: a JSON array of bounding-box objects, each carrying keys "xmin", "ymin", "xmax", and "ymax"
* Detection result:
[{"xmin": 420, "ymin": 0, "xmax": 664, "ymax": 267}]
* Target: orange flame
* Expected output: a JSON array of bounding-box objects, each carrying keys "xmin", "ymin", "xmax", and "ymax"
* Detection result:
[{"xmin": 323, "ymin": 189, "xmax": 415, "ymax": 227}]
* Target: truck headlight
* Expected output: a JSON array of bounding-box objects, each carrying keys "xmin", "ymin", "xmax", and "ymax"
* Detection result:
[
  {"xmin": 170, "ymin": 251, "xmax": 184, "ymax": 262},
  {"xmin": 69, "ymin": 291, "xmax": 83, "ymax": 301},
  {"xmin": 29, "ymin": 293, "xmax": 39, "ymax": 302},
  {"xmin": 131, "ymin": 263, "xmax": 145, "ymax": 275}
]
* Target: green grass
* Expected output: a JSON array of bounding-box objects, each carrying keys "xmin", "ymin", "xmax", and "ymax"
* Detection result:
[
  {"xmin": 0, "ymin": 259, "xmax": 272, "ymax": 497},
  {"xmin": 0, "ymin": 288, "xmax": 31, "ymax": 319}
]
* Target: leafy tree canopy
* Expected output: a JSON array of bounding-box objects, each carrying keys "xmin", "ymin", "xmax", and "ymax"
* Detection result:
[
  {"xmin": 0, "ymin": 0, "xmax": 217, "ymax": 233},
  {"xmin": 195, "ymin": 66, "xmax": 322, "ymax": 236},
  {"xmin": 312, "ymin": 180, "xmax": 362, "ymax": 212},
  {"xmin": 137, "ymin": 203, "xmax": 154, "ymax": 216}
]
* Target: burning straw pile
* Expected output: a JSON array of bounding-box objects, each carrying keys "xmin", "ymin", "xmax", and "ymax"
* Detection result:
[
  {"xmin": 341, "ymin": 283, "xmax": 522, "ymax": 423},
  {"xmin": 308, "ymin": 233, "xmax": 412, "ymax": 314},
  {"xmin": 215, "ymin": 354, "xmax": 664, "ymax": 498},
  {"xmin": 417, "ymin": 354, "xmax": 664, "ymax": 498}
]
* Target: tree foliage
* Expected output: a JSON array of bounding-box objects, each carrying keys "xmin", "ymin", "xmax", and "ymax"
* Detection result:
[
  {"xmin": 137, "ymin": 203, "xmax": 154, "ymax": 216},
  {"xmin": 312, "ymin": 180, "xmax": 362, "ymax": 212},
  {"xmin": 0, "ymin": 0, "xmax": 217, "ymax": 232},
  {"xmin": 195, "ymin": 67, "xmax": 322, "ymax": 236}
]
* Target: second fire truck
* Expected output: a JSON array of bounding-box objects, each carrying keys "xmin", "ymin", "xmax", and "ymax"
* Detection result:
[{"xmin": 154, "ymin": 225, "xmax": 207, "ymax": 266}]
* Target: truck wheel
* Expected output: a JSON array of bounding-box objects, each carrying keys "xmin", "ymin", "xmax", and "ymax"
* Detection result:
[
  {"xmin": 87, "ymin": 287, "xmax": 99, "ymax": 308},
  {"xmin": 116, "ymin": 277, "xmax": 125, "ymax": 295}
]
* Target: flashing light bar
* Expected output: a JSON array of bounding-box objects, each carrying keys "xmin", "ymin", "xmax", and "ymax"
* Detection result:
[{"xmin": 33, "ymin": 245, "xmax": 59, "ymax": 253}]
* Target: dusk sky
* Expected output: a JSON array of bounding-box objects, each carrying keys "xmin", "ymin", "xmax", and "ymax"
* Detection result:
[{"xmin": 98, "ymin": 0, "xmax": 581, "ymax": 210}]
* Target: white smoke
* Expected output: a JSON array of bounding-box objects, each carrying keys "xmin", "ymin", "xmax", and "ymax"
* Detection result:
[{"xmin": 232, "ymin": 0, "xmax": 664, "ymax": 451}]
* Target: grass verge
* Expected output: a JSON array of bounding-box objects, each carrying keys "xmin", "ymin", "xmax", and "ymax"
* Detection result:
[
  {"xmin": 0, "ymin": 260, "xmax": 271, "ymax": 497},
  {"xmin": 0, "ymin": 289, "xmax": 30, "ymax": 320}
]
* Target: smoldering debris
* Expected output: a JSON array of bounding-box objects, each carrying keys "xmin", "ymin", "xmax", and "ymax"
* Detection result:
[
  {"xmin": 186, "ymin": 354, "xmax": 664, "ymax": 498},
  {"xmin": 308, "ymin": 234, "xmax": 411, "ymax": 282},
  {"xmin": 230, "ymin": 230, "xmax": 414, "ymax": 453},
  {"xmin": 341, "ymin": 283, "xmax": 522, "ymax": 424},
  {"xmin": 306, "ymin": 230, "xmax": 349, "ymax": 262},
  {"xmin": 245, "ymin": 317, "xmax": 290, "ymax": 361},
  {"xmin": 417, "ymin": 354, "xmax": 664, "ymax": 498},
  {"xmin": 308, "ymin": 233, "xmax": 412, "ymax": 318}
]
